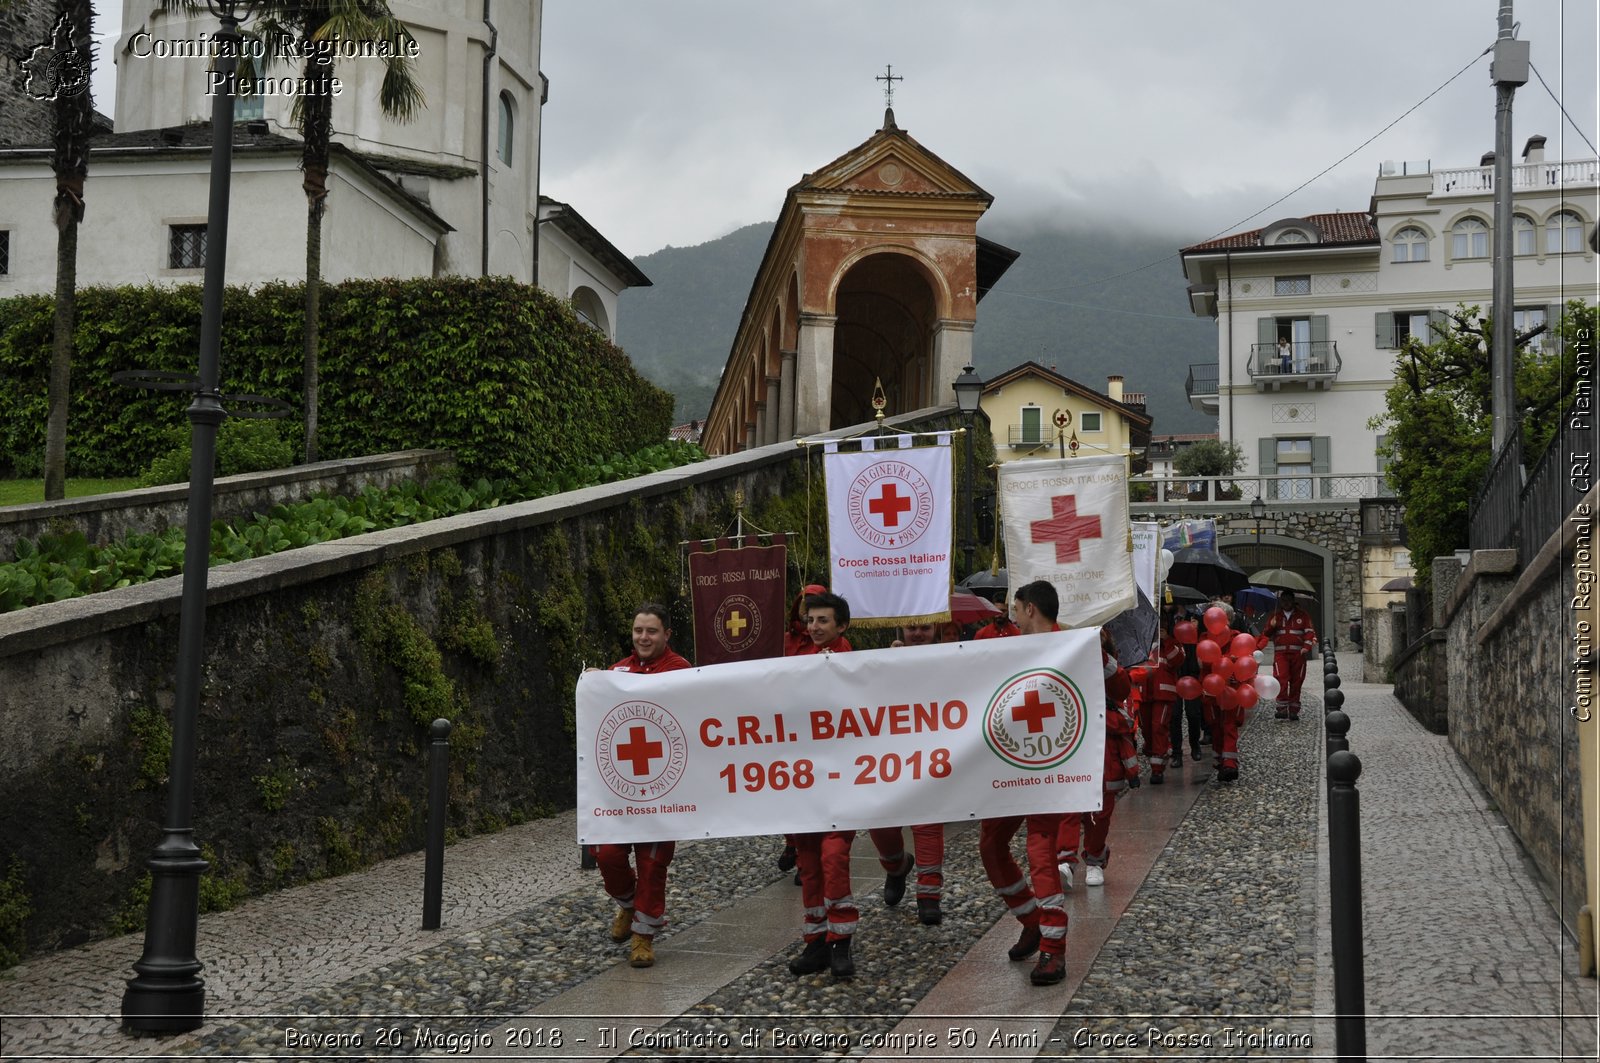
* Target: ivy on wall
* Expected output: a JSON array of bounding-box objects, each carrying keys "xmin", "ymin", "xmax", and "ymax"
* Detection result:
[{"xmin": 0, "ymin": 277, "xmax": 674, "ymax": 480}]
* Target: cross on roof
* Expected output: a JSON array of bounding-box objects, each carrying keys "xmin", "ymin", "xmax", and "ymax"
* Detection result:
[{"xmin": 876, "ymin": 64, "xmax": 903, "ymax": 109}]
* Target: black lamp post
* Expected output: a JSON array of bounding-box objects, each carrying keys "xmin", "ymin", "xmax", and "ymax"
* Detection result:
[
  {"xmin": 121, "ymin": 0, "xmax": 258, "ymax": 1032},
  {"xmin": 953, "ymin": 364, "xmax": 984, "ymax": 575},
  {"xmin": 1250, "ymin": 496, "xmax": 1266, "ymax": 569}
]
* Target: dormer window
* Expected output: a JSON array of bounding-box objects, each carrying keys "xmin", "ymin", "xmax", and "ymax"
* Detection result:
[{"xmin": 1274, "ymin": 230, "xmax": 1310, "ymax": 245}]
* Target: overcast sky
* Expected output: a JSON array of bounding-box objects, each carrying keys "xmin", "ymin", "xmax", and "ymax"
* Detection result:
[
  {"xmin": 90, "ymin": 1, "xmax": 1597, "ymax": 258},
  {"xmin": 538, "ymin": 0, "xmax": 1598, "ymax": 256}
]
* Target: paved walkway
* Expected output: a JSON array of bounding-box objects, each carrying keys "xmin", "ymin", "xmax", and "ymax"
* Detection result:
[{"xmin": 1, "ymin": 652, "xmax": 1594, "ymax": 1060}]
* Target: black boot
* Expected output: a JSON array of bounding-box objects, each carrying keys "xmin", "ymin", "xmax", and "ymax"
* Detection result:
[
  {"xmin": 829, "ymin": 938, "xmax": 855, "ymax": 979},
  {"xmin": 917, "ymin": 896, "xmax": 943, "ymax": 925},
  {"xmin": 883, "ymin": 853, "xmax": 913, "ymax": 907},
  {"xmin": 787, "ymin": 938, "xmax": 828, "ymax": 976}
]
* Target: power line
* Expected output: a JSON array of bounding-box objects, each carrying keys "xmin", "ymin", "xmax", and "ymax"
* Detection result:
[
  {"xmin": 986, "ymin": 46, "xmax": 1492, "ymax": 300},
  {"xmin": 1529, "ymin": 61, "xmax": 1598, "ymax": 156}
]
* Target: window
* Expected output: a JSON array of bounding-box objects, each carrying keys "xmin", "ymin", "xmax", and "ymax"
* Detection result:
[
  {"xmin": 1514, "ymin": 306, "xmax": 1549, "ymax": 354},
  {"xmin": 1451, "ymin": 217, "xmax": 1488, "ymax": 258},
  {"xmin": 1274, "ymin": 230, "xmax": 1310, "ymax": 245},
  {"xmin": 234, "ymin": 93, "xmax": 263, "ymax": 122},
  {"xmin": 1392, "ymin": 227, "xmax": 1429, "ymax": 262},
  {"xmin": 168, "ymin": 224, "xmax": 206, "ymax": 269},
  {"xmin": 1547, "ymin": 211, "xmax": 1584, "ymax": 254},
  {"xmin": 1376, "ymin": 310, "xmax": 1439, "ymax": 348},
  {"xmin": 0, "ymin": 230, "xmax": 9, "ymax": 276},
  {"xmin": 1020, "ymin": 405, "xmax": 1042, "ymax": 444},
  {"xmin": 1275, "ymin": 438, "xmax": 1313, "ymax": 501},
  {"xmin": 1080, "ymin": 411, "xmax": 1102, "ymax": 432},
  {"xmin": 497, "ymin": 91, "xmax": 514, "ymax": 164},
  {"xmin": 1274, "ymin": 275, "xmax": 1310, "ymax": 296},
  {"xmin": 1513, "ymin": 214, "xmax": 1537, "ymax": 255}
]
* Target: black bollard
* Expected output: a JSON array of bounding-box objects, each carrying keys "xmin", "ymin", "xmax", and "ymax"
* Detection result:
[
  {"xmin": 1325, "ymin": 709, "xmax": 1351, "ymax": 758},
  {"xmin": 1328, "ymin": 749, "xmax": 1368, "ymax": 1062},
  {"xmin": 1325, "ymin": 671, "xmax": 1342, "ymax": 690},
  {"xmin": 1325, "ymin": 657, "xmax": 1339, "ymax": 675},
  {"xmin": 423, "ymin": 718, "xmax": 451, "ymax": 930},
  {"xmin": 1325, "ymin": 688, "xmax": 1346, "ymax": 716}
]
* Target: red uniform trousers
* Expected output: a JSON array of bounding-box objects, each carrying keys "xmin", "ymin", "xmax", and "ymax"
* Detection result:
[
  {"xmin": 1204, "ymin": 697, "xmax": 1243, "ymax": 771},
  {"xmin": 1273, "ymin": 647, "xmax": 1309, "ymax": 714},
  {"xmin": 978, "ymin": 814, "xmax": 1066, "ymax": 957},
  {"xmin": 1056, "ymin": 792, "xmax": 1118, "ymax": 866},
  {"xmin": 867, "ymin": 823, "xmax": 945, "ymax": 899},
  {"xmin": 795, "ymin": 830, "xmax": 858, "ymax": 942},
  {"xmin": 1139, "ymin": 701, "xmax": 1174, "ymax": 778},
  {"xmin": 589, "ymin": 841, "xmax": 675, "ymax": 938}
]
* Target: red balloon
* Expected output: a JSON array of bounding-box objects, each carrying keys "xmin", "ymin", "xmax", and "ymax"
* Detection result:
[
  {"xmin": 1201, "ymin": 673, "xmax": 1225, "ymax": 698},
  {"xmin": 1219, "ymin": 685, "xmax": 1238, "ymax": 710},
  {"xmin": 1203, "ymin": 607, "xmax": 1229, "ymax": 635},
  {"xmin": 1213, "ymin": 657, "xmax": 1235, "ymax": 682},
  {"xmin": 1174, "ymin": 620, "xmax": 1198, "ymax": 645},
  {"xmin": 1236, "ymin": 682, "xmax": 1260, "ymax": 709},
  {"xmin": 1230, "ymin": 633, "xmax": 1258, "ymax": 658},
  {"xmin": 1196, "ymin": 639, "xmax": 1221, "ymax": 664},
  {"xmin": 1234, "ymin": 655, "xmax": 1260, "ymax": 681},
  {"xmin": 1176, "ymin": 676, "xmax": 1201, "ymax": 700}
]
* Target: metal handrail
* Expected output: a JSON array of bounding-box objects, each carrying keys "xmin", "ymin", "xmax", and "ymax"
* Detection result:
[{"xmin": 1247, "ymin": 341, "xmax": 1342, "ymax": 380}]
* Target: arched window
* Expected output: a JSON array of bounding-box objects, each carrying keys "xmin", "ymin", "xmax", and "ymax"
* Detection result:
[
  {"xmin": 1392, "ymin": 227, "xmax": 1429, "ymax": 263},
  {"xmin": 1451, "ymin": 217, "xmax": 1488, "ymax": 259},
  {"xmin": 497, "ymin": 91, "xmax": 514, "ymax": 164},
  {"xmin": 1547, "ymin": 210, "xmax": 1584, "ymax": 254},
  {"xmin": 1274, "ymin": 230, "xmax": 1310, "ymax": 245},
  {"xmin": 1513, "ymin": 214, "xmax": 1537, "ymax": 256}
]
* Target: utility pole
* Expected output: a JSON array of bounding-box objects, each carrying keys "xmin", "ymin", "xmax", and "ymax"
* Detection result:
[{"xmin": 1490, "ymin": 0, "xmax": 1528, "ymax": 452}]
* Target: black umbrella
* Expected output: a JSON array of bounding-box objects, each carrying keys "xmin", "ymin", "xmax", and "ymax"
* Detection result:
[
  {"xmin": 1103, "ymin": 586, "xmax": 1159, "ymax": 668},
  {"xmin": 957, "ymin": 567, "xmax": 1009, "ymax": 602},
  {"xmin": 1165, "ymin": 583, "xmax": 1209, "ymax": 605},
  {"xmin": 1167, "ymin": 546, "xmax": 1249, "ymax": 597}
]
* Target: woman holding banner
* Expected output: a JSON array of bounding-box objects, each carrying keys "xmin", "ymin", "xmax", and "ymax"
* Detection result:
[{"xmin": 586, "ymin": 604, "xmax": 690, "ymax": 969}]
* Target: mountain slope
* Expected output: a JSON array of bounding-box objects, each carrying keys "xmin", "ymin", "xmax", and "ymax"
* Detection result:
[{"xmin": 617, "ymin": 219, "xmax": 1217, "ymax": 435}]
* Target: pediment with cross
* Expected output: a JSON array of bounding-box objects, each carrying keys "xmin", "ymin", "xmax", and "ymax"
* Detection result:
[{"xmin": 799, "ymin": 131, "xmax": 992, "ymax": 203}]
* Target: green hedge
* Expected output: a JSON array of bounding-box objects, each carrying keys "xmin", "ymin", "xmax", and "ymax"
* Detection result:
[{"xmin": 0, "ymin": 277, "xmax": 674, "ymax": 479}]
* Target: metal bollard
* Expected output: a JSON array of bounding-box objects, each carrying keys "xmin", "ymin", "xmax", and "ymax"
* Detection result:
[
  {"xmin": 1325, "ymin": 671, "xmax": 1341, "ymax": 690},
  {"xmin": 423, "ymin": 718, "xmax": 451, "ymax": 930},
  {"xmin": 1325, "ymin": 709, "xmax": 1351, "ymax": 758},
  {"xmin": 1328, "ymin": 749, "xmax": 1368, "ymax": 1062},
  {"xmin": 1324, "ymin": 687, "xmax": 1345, "ymax": 714},
  {"xmin": 1325, "ymin": 657, "xmax": 1340, "ymax": 675}
]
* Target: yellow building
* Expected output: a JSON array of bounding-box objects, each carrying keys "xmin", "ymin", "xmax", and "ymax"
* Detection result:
[{"xmin": 981, "ymin": 362, "xmax": 1151, "ymax": 465}]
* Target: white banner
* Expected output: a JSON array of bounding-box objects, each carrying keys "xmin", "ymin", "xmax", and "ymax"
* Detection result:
[
  {"xmin": 825, "ymin": 436, "xmax": 953, "ymax": 623},
  {"xmin": 998, "ymin": 454, "xmax": 1136, "ymax": 628},
  {"xmin": 576, "ymin": 631, "xmax": 1107, "ymax": 845},
  {"xmin": 1132, "ymin": 521, "xmax": 1160, "ymax": 605}
]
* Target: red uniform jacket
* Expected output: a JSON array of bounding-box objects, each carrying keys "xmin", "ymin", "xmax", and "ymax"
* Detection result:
[
  {"xmin": 609, "ymin": 648, "xmax": 692, "ymax": 673},
  {"xmin": 1257, "ymin": 607, "xmax": 1317, "ymax": 655},
  {"xmin": 787, "ymin": 635, "xmax": 853, "ymax": 656}
]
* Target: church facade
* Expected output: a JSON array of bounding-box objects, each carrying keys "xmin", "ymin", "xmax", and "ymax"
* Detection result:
[{"xmin": 701, "ymin": 109, "xmax": 1016, "ymax": 455}]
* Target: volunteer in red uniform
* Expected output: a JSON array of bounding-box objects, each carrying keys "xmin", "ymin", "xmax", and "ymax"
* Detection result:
[
  {"xmin": 871, "ymin": 623, "xmax": 948, "ymax": 926},
  {"xmin": 1256, "ymin": 589, "xmax": 1318, "ymax": 720},
  {"xmin": 585, "ymin": 604, "xmax": 690, "ymax": 969},
  {"xmin": 1198, "ymin": 611, "xmax": 1245, "ymax": 782},
  {"xmin": 977, "ymin": 580, "xmax": 1075, "ymax": 987},
  {"xmin": 785, "ymin": 591, "xmax": 860, "ymax": 979},
  {"xmin": 1057, "ymin": 629, "xmax": 1138, "ymax": 888},
  {"xmin": 1141, "ymin": 618, "xmax": 1183, "ymax": 784},
  {"xmin": 775, "ymin": 583, "xmax": 829, "ymax": 875}
]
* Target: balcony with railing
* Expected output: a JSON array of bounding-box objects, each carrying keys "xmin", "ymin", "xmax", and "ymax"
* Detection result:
[
  {"xmin": 1185, "ymin": 362, "xmax": 1219, "ymax": 415},
  {"xmin": 1433, "ymin": 158, "xmax": 1599, "ymax": 197},
  {"xmin": 1247, "ymin": 341, "xmax": 1341, "ymax": 390}
]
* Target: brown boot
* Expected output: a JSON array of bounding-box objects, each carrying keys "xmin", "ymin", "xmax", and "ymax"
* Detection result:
[
  {"xmin": 609, "ymin": 907, "xmax": 633, "ymax": 943},
  {"xmin": 1008, "ymin": 921, "xmax": 1042, "ymax": 961},
  {"xmin": 1030, "ymin": 950, "xmax": 1065, "ymax": 985},
  {"xmin": 628, "ymin": 933, "xmax": 654, "ymax": 968}
]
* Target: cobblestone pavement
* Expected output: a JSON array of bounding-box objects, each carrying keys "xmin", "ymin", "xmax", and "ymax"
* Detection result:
[{"xmin": 1, "ymin": 651, "xmax": 1594, "ymax": 1062}]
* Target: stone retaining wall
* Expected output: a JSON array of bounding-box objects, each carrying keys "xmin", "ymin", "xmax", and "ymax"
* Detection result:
[{"xmin": 0, "ymin": 450, "xmax": 455, "ymax": 559}]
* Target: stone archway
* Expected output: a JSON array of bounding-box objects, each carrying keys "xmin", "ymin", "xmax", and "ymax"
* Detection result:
[
  {"xmin": 1217, "ymin": 533, "xmax": 1337, "ymax": 636},
  {"xmin": 830, "ymin": 251, "xmax": 939, "ymax": 427}
]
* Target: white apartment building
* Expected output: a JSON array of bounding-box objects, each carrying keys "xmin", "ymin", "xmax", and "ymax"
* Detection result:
[{"xmin": 1179, "ymin": 136, "xmax": 1596, "ymax": 499}]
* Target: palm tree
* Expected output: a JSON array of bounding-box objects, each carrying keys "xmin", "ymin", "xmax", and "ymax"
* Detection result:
[
  {"xmin": 43, "ymin": 1, "xmax": 96, "ymax": 501},
  {"xmin": 164, "ymin": 0, "xmax": 424, "ymax": 464}
]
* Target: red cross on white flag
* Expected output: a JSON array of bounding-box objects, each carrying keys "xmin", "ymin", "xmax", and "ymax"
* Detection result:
[{"xmin": 999, "ymin": 454, "xmax": 1136, "ymax": 628}]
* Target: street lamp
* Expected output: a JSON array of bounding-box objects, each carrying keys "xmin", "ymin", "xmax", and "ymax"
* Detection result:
[
  {"xmin": 1250, "ymin": 496, "xmax": 1266, "ymax": 568},
  {"xmin": 121, "ymin": 0, "xmax": 261, "ymax": 1033},
  {"xmin": 953, "ymin": 365, "xmax": 984, "ymax": 575}
]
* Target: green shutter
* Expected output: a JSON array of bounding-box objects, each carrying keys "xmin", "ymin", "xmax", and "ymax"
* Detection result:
[
  {"xmin": 1312, "ymin": 436, "xmax": 1331, "ymax": 498},
  {"xmin": 1022, "ymin": 406, "xmax": 1041, "ymax": 443},
  {"xmin": 1258, "ymin": 437, "xmax": 1277, "ymax": 476},
  {"xmin": 1375, "ymin": 312, "xmax": 1396, "ymax": 349}
]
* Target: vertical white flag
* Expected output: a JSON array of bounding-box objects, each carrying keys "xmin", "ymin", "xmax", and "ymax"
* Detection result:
[
  {"xmin": 825, "ymin": 436, "xmax": 953, "ymax": 624},
  {"xmin": 1132, "ymin": 521, "xmax": 1161, "ymax": 605},
  {"xmin": 999, "ymin": 454, "xmax": 1135, "ymax": 628}
]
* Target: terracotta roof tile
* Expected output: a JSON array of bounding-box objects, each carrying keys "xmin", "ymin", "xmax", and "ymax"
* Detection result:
[{"xmin": 1181, "ymin": 212, "xmax": 1378, "ymax": 253}]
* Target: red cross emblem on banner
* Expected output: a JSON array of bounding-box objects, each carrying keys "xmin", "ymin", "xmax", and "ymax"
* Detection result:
[
  {"xmin": 1011, "ymin": 688, "xmax": 1057, "ymax": 734},
  {"xmin": 1030, "ymin": 493, "xmax": 1103, "ymax": 564},
  {"xmin": 869, "ymin": 482, "xmax": 913, "ymax": 528},
  {"xmin": 616, "ymin": 725, "xmax": 663, "ymax": 776}
]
